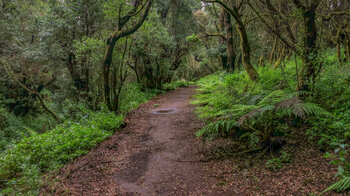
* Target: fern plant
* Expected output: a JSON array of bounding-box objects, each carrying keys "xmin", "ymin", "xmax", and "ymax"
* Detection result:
[
  {"xmin": 323, "ymin": 177, "xmax": 350, "ymax": 193},
  {"xmin": 193, "ymin": 73, "xmax": 329, "ymax": 157},
  {"xmin": 238, "ymin": 95, "xmax": 329, "ymax": 156},
  {"xmin": 323, "ymin": 144, "xmax": 350, "ymax": 193}
]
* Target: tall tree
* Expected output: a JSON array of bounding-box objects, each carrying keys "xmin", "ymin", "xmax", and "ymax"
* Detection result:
[
  {"xmin": 246, "ymin": 0, "xmax": 322, "ymax": 91},
  {"xmin": 223, "ymin": 9, "xmax": 236, "ymax": 72},
  {"xmin": 203, "ymin": 0, "xmax": 259, "ymax": 81},
  {"xmin": 102, "ymin": 0, "xmax": 153, "ymax": 108}
]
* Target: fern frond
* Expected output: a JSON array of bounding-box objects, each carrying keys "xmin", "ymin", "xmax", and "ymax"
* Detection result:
[
  {"xmin": 196, "ymin": 120, "xmax": 237, "ymax": 138},
  {"xmin": 275, "ymin": 97, "xmax": 305, "ymax": 118},
  {"xmin": 301, "ymin": 102, "xmax": 331, "ymax": 116},
  {"xmin": 258, "ymin": 90, "xmax": 288, "ymax": 105},
  {"xmin": 275, "ymin": 97, "xmax": 330, "ymax": 118},
  {"xmin": 323, "ymin": 177, "xmax": 350, "ymax": 193},
  {"xmin": 238, "ymin": 105, "xmax": 275, "ymax": 125}
]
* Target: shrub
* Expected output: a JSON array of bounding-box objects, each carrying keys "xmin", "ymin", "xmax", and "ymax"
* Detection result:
[
  {"xmin": 0, "ymin": 79, "xmax": 189, "ymax": 194},
  {"xmin": 194, "ymin": 51, "xmax": 350, "ymax": 193},
  {"xmin": 118, "ymin": 83, "xmax": 160, "ymax": 113},
  {"xmin": 193, "ymin": 71, "xmax": 328, "ymax": 157},
  {"xmin": 0, "ymin": 111, "xmax": 122, "ymax": 194},
  {"xmin": 162, "ymin": 80, "xmax": 194, "ymax": 91}
]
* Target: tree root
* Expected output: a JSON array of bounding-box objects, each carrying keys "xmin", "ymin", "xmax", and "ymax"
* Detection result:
[{"xmin": 255, "ymin": 147, "xmax": 269, "ymax": 159}]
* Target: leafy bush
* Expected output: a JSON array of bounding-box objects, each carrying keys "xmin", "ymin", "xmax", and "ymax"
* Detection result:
[
  {"xmin": 162, "ymin": 80, "xmax": 194, "ymax": 91},
  {"xmin": 194, "ymin": 50, "xmax": 350, "ymax": 193},
  {"xmin": 323, "ymin": 177, "xmax": 350, "ymax": 193},
  {"xmin": 0, "ymin": 110, "xmax": 122, "ymax": 194},
  {"xmin": 0, "ymin": 101, "xmax": 55, "ymax": 152},
  {"xmin": 303, "ymin": 61, "xmax": 350, "ymax": 193},
  {"xmin": 323, "ymin": 145, "xmax": 350, "ymax": 193},
  {"xmin": 193, "ymin": 70, "xmax": 328, "ymax": 157},
  {"xmin": 118, "ymin": 83, "xmax": 161, "ymax": 113},
  {"xmin": 83, "ymin": 109, "xmax": 124, "ymax": 130},
  {"xmin": 0, "ymin": 79, "xmax": 190, "ymax": 194},
  {"xmin": 307, "ymin": 63, "xmax": 350, "ymax": 150}
]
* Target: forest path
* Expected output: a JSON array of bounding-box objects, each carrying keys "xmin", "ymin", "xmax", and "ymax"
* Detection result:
[{"xmin": 50, "ymin": 86, "xmax": 229, "ymax": 195}]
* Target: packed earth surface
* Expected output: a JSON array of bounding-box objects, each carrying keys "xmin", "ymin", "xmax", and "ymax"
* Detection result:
[{"xmin": 44, "ymin": 86, "xmax": 343, "ymax": 195}]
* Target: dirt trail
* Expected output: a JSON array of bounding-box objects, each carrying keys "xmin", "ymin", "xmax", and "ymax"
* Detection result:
[
  {"xmin": 50, "ymin": 86, "xmax": 227, "ymax": 195},
  {"xmin": 46, "ymin": 86, "xmax": 340, "ymax": 196}
]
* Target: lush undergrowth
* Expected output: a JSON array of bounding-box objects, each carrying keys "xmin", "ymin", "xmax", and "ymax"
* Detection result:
[
  {"xmin": 0, "ymin": 110, "xmax": 123, "ymax": 195},
  {"xmin": 0, "ymin": 97, "xmax": 55, "ymax": 152},
  {"xmin": 193, "ymin": 51, "xmax": 350, "ymax": 193},
  {"xmin": 0, "ymin": 81, "xmax": 191, "ymax": 195},
  {"xmin": 119, "ymin": 83, "xmax": 162, "ymax": 113},
  {"xmin": 162, "ymin": 80, "xmax": 195, "ymax": 91}
]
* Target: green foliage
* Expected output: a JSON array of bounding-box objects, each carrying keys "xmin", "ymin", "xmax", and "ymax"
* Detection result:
[
  {"xmin": 193, "ymin": 69, "xmax": 328, "ymax": 152},
  {"xmin": 73, "ymin": 36, "xmax": 104, "ymax": 64},
  {"xmin": 186, "ymin": 34, "xmax": 199, "ymax": 42},
  {"xmin": 301, "ymin": 53, "xmax": 350, "ymax": 193},
  {"xmin": 0, "ymin": 97, "xmax": 56, "ymax": 152},
  {"xmin": 323, "ymin": 177, "xmax": 350, "ymax": 193},
  {"xmin": 307, "ymin": 63, "xmax": 350, "ymax": 149},
  {"xmin": 130, "ymin": 12, "xmax": 177, "ymax": 89},
  {"xmin": 266, "ymin": 158, "xmax": 283, "ymax": 170},
  {"xmin": 0, "ymin": 109, "xmax": 122, "ymax": 194},
  {"xmin": 0, "ymin": 81, "xmax": 172, "ymax": 194},
  {"xmin": 1, "ymin": 0, "xmax": 350, "ymax": 194},
  {"xmin": 162, "ymin": 80, "xmax": 194, "ymax": 91},
  {"xmin": 323, "ymin": 144, "xmax": 350, "ymax": 193},
  {"xmin": 84, "ymin": 110, "xmax": 124, "ymax": 131},
  {"xmin": 118, "ymin": 83, "xmax": 161, "ymax": 113},
  {"xmin": 194, "ymin": 50, "xmax": 350, "ymax": 192},
  {"xmin": 103, "ymin": 0, "xmax": 129, "ymax": 19},
  {"xmin": 266, "ymin": 151, "xmax": 294, "ymax": 170},
  {"xmin": 196, "ymin": 119, "xmax": 237, "ymax": 139}
]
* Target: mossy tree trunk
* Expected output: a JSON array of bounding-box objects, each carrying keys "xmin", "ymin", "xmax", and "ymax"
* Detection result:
[
  {"xmin": 219, "ymin": 10, "xmax": 228, "ymax": 71},
  {"xmin": 336, "ymin": 28, "xmax": 343, "ymax": 64},
  {"xmin": 236, "ymin": 18, "xmax": 259, "ymax": 81},
  {"xmin": 102, "ymin": 0, "xmax": 152, "ymax": 108},
  {"xmin": 245, "ymin": 0, "xmax": 321, "ymax": 91},
  {"xmin": 269, "ymin": 38, "xmax": 277, "ymax": 64},
  {"xmin": 295, "ymin": 0, "xmax": 321, "ymax": 92},
  {"xmin": 345, "ymin": 34, "xmax": 350, "ymax": 62},
  {"xmin": 206, "ymin": 0, "xmax": 259, "ymax": 81},
  {"xmin": 224, "ymin": 10, "xmax": 236, "ymax": 72}
]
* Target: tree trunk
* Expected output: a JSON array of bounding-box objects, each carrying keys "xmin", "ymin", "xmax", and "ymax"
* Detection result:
[
  {"xmin": 219, "ymin": 10, "xmax": 227, "ymax": 70},
  {"xmin": 336, "ymin": 28, "xmax": 343, "ymax": 64},
  {"xmin": 258, "ymin": 55, "xmax": 265, "ymax": 67},
  {"xmin": 67, "ymin": 52, "xmax": 88, "ymax": 93},
  {"xmin": 212, "ymin": 1, "xmax": 258, "ymax": 80},
  {"xmin": 345, "ymin": 38, "xmax": 350, "ymax": 62},
  {"xmin": 236, "ymin": 20, "xmax": 259, "ymax": 81},
  {"xmin": 37, "ymin": 92, "xmax": 61, "ymax": 122},
  {"xmin": 134, "ymin": 58, "xmax": 141, "ymax": 83},
  {"xmin": 298, "ymin": 8, "xmax": 318, "ymax": 92},
  {"xmin": 224, "ymin": 10, "xmax": 236, "ymax": 72},
  {"xmin": 336, "ymin": 42, "xmax": 342, "ymax": 64},
  {"xmin": 270, "ymin": 38, "xmax": 277, "ymax": 64},
  {"xmin": 274, "ymin": 47, "xmax": 285, "ymax": 70},
  {"xmin": 102, "ymin": 0, "xmax": 152, "ymax": 108},
  {"xmin": 220, "ymin": 55, "xmax": 228, "ymax": 70},
  {"xmin": 103, "ymin": 40, "xmax": 117, "ymax": 107}
]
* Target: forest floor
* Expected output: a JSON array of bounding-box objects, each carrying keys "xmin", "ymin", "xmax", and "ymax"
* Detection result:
[{"xmin": 43, "ymin": 86, "xmax": 343, "ymax": 195}]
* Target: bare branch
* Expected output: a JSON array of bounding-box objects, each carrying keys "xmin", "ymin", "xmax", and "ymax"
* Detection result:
[{"xmin": 244, "ymin": 0, "xmax": 297, "ymax": 52}]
